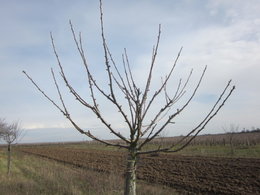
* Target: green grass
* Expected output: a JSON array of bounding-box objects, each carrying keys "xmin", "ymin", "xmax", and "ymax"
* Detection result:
[
  {"xmin": 0, "ymin": 149, "xmax": 177, "ymax": 195},
  {"xmin": 176, "ymin": 144, "xmax": 260, "ymax": 158},
  {"xmin": 141, "ymin": 143, "xmax": 260, "ymax": 158},
  {"xmin": 60, "ymin": 142, "xmax": 260, "ymax": 158}
]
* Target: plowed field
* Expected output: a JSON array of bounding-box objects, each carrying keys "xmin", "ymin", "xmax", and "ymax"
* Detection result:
[{"xmin": 18, "ymin": 147, "xmax": 260, "ymax": 194}]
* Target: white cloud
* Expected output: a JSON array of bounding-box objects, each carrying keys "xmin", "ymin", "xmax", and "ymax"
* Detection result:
[{"xmin": 1, "ymin": 0, "xmax": 260, "ymax": 142}]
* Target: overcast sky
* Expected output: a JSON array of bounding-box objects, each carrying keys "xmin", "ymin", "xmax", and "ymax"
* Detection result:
[{"xmin": 1, "ymin": 0, "xmax": 260, "ymax": 143}]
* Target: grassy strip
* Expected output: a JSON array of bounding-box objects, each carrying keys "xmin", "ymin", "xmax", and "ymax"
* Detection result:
[
  {"xmin": 45, "ymin": 142, "xmax": 260, "ymax": 158},
  {"xmin": 177, "ymin": 144, "xmax": 260, "ymax": 158}
]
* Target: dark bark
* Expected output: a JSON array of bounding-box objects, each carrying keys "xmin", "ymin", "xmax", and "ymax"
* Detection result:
[{"xmin": 7, "ymin": 143, "xmax": 11, "ymax": 176}]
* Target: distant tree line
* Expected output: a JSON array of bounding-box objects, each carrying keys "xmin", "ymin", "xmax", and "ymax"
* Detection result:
[
  {"xmin": 150, "ymin": 128, "xmax": 260, "ymax": 149},
  {"xmin": 240, "ymin": 128, "xmax": 260, "ymax": 133}
]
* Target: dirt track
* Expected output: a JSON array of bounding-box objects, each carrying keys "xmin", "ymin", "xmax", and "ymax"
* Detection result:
[{"xmin": 18, "ymin": 147, "xmax": 260, "ymax": 194}]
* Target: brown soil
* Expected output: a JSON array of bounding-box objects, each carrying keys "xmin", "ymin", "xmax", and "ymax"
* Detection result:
[{"xmin": 18, "ymin": 147, "xmax": 260, "ymax": 194}]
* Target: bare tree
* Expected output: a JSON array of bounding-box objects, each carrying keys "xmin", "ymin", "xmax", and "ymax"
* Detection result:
[
  {"xmin": 23, "ymin": 1, "xmax": 235, "ymax": 194},
  {"xmin": 223, "ymin": 124, "xmax": 239, "ymax": 155},
  {"xmin": 0, "ymin": 119, "xmax": 22, "ymax": 175},
  {"xmin": 0, "ymin": 118, "xmax": 7, "ymax": 137}
]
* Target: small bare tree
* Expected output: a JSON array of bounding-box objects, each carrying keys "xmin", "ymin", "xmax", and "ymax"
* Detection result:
[
  {"xmin": 23, "ymin": 1, "xmax": 235, "ymax": 194},
  {"xmin": 0, "ymin": 118, "xmax": 6, "ymax": 133},
  {"xmin": 223, "ymin": 124, "xmax": 239, "ymax": 155},
  {"xmin": 0, "ymin": 118, "xmax": 7, "ymax": 140},
  {"xmin": 0, "ymin": 119, "xmax": 22, "ymax": 175}
]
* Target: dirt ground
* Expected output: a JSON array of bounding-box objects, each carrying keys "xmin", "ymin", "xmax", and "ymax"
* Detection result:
[{"xmin": 18, "ymin": 147, "xmax": 260, "ymax": 194}]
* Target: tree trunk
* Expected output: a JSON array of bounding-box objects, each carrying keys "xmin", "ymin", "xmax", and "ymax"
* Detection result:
[
  {"xmin": 229, "ymin": 136, "xmax": 234, "ymax": 155},
  {"xmin": 124, "ymin": 149, "xmax": 137, "ymax": 195},
  {"xmin": 7, "ymin": 143, "xmax": 11, "ymax": 176}
]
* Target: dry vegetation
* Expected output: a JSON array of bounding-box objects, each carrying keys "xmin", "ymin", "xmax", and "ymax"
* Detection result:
[
  {"xmin": 0, "ymin": 150, "xmax": 176, "ymax": 195},
  {"xmin": 0, "ymin": 131, "xmax": 254, "ymax": 194},
  {"xmin": 16, "ymin": 146, "xmax": 260, "ymax": 194},
  {"xmin": 0, "ymin": 131, "xmax": 259, "ymax": 194}
]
